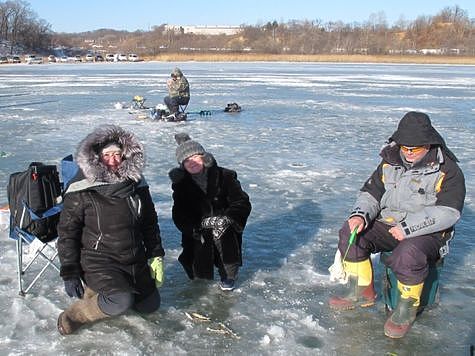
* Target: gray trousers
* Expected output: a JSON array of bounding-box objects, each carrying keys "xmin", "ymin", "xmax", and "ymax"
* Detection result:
[
  {"xmin": 98, "ymin": 288, "xmax": 160, "ymax": 316},
  {"xmin": 338, "ymin": 220, "xmax": 446, "ymax": 285}
]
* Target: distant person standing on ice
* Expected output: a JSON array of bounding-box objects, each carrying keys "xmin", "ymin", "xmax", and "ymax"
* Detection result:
[
  {"xmin": 56, "ymin": 125, "xmax": 165, "ymax": 335},
  {"xmin": 168, "ymin": 133, "xmax": 251, "ymax": 291},
  {"xmin": 328, "ymin": 112, "xmax": 465, "ymax": 338},
  {"xmin": 164, "ymin": 67, "xmax": 190, "ymax": 115}
]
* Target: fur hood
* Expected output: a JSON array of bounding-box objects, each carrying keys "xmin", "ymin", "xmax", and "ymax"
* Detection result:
[{"xmin": 76, "ymin": 125, "xmax": 144, "ymax": 183}]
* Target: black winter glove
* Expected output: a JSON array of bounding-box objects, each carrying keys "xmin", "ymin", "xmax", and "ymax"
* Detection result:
[
  {"xmin": 64, "ymin": 277, "xmax": 84, "ymax": 298},
  {"xmin": 201, "ymin": 216, "xmax": 233, "ymax": 240},
  {"xmin": 192, "ymin": 228, "xmax": 205, "ymax": 243}
]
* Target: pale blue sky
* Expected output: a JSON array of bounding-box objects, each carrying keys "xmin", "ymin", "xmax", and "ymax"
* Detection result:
[{"xmin": 27, "ymin": 0, "xmax": 475, "ymax": 33}]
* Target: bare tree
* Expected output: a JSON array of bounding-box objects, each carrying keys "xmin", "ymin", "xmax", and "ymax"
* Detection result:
[
  {"xmin": 2, "ymin": 1, "xmax": 474, "ymax": 57},
  {"xmin": 0, "ymin": 0, "xmax": 52, "ymax": 53}
]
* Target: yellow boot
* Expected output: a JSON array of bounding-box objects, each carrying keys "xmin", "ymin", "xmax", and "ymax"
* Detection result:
[
  {"xmin": 57, "ymin": 288, "xmax": 109, "ymax": 335},
  {"xmin": 329, "ymin": 259, "xmax": 377, "ymax": 310},
  {"xmin": 384, "ymin": 281, "xmax": 423, "ymax": 338}
]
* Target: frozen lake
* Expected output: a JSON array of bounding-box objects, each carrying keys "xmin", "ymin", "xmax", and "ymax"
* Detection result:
[{"xmin": 0, "ymin": 61, "xmax": 474, "ymax": 355}]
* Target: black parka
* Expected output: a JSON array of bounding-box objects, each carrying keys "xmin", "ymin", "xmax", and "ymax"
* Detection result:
[
  {"xmin": 170, "ymin": 161, "xmax": 251, "ymax": 279},
  {"xmin": 57, "ymin": 125, "xmax": 164, "ymax": 296}
]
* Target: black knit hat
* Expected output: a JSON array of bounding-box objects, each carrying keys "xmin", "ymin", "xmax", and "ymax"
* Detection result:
[
  {"xmin": 174, "ymin": 133, "xmax": 206, "ymax": 164},
  {"xmin": 390, "ymin": 111, "xmax": 458, "ymax": 162}
]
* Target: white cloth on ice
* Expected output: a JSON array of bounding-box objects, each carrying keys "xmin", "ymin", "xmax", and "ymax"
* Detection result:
[
  {"xmin": 114, "ymin": 102, "xmax": 127, "ymax": 109},
  {"xmin": 155, "ymin": 103, "xmax": 168, "ymax": 110},
  {"xmin": 328, "ymin": 249, "xmax": 348, "ymax": 284}
]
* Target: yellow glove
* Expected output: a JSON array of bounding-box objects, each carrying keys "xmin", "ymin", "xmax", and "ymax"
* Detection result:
[{"xmin": 149, "ymin": 257, "xmax": 164, "ymax": 288}]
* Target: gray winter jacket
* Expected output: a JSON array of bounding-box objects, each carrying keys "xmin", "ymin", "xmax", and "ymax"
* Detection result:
[{"xmin": 350, "ymin": 143, "xmax": 465, "ymax": 239}]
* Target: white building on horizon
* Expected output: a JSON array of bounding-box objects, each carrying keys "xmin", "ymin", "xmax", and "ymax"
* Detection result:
[{"xmin": 164, "ymin": 25, "xmax": 241, "ymax": 36}]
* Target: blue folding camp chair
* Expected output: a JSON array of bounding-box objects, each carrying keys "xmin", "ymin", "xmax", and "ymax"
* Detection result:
[{"xmin": 8, "ymin": 155, "xmax": 78, "ymax": 296}]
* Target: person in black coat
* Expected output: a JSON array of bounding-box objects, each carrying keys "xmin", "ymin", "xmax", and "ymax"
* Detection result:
[
  {"xmin": 169, "ymin": 133, "xmax": 251, "ymax": 291},
  {"xmin": 57, "ymin": 125, "xmax": 165, "ymax": 335}
]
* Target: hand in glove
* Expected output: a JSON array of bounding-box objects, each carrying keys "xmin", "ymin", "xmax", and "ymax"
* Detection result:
[
  {"xmin": 201, "ymin": 216, "xmax": 233, "ymax": 240},
  {"xmin": 64, "ymin": 277, "xmax": 84, "ymax": 298},
  {"xmin": 192, "ymin": 228, "xmax": 205, "ymax": 244},
  {"xmin": 149, "ymin": 257, "xmax": 164, "ymax": 288}
]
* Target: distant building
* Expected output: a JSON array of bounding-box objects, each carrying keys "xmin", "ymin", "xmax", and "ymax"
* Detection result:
[
  {"xmin": 420, "ymin": 48, "xmax": 445, "ymax": 55},
  {"xmin": 164, "ymin": 25, "xmax": 241, "ymax": 36}
]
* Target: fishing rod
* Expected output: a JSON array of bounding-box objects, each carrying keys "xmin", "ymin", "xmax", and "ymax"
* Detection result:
[{"xmin": 342, "ymin": 226, "xmax": 359, "ymax": 262}]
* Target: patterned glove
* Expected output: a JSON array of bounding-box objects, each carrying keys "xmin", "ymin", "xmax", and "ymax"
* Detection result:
[
  {"xmin": 149, "ymin": 257, "xmax": 164, "ymax": 288},
  {"xmin": 201, "ymin": 216, "xmax": 233, "ymax": 240},
  {"xmin": 64, "ymin": 277, "xmax": 84, "ymax": 298}
]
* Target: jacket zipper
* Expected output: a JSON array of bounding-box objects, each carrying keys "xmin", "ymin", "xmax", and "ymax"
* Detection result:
[
  {"xmin": 89, "ymin": 192, "xmax": 103, "ymax": 250},
  {"xmin": 128, "ymin": 195, "xmax": 138, "ymax": 284}
]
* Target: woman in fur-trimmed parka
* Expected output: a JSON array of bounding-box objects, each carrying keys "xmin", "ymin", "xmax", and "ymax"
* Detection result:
[
  {"xmin": 169, "ymin": 133, "xmax": 251, "ymax": 291},
  {"xmin": 57, "ymin": 124, "xmax": 165, "ymax": 335}
]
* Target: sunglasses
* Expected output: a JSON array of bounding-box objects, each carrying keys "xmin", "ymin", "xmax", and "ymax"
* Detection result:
[{"xmin": 400, "ymin": 145, "xmax": 427, "ymax": 154}]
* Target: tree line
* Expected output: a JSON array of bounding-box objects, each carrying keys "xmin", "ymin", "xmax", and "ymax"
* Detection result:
[
  {"xmin": 1, "ymin": 0, "xmax": 474, "ymax": 56},
  {"xmin": 0, "ymin": 0, "xmax": 51, "ymax": 53}
]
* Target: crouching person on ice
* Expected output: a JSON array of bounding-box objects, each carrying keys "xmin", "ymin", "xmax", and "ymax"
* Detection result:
[
  {"xmin": 57, "ymin": 125, "xmax": 165, "ymax": 335},
  {"xmin": 169, "ymin": 133, "xmax": 251, "ymax": 291},
  {"xmin": 328, "ymin": 112, "xmax": 465, "ymax": 338}
]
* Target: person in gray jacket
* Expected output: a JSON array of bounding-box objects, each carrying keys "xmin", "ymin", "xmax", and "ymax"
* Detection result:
[{"xmin": 328, "ymin": 112, "xmax": 465, "ymax": 339}]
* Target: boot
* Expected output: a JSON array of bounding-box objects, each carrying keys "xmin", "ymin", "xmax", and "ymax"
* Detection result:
[
  {"xmin": 384, "ymin": 281, "xmax": 423, "ymax": 338},
  {"xmin": 329, "ymin": 259, "xmax": 377, "ymax": 310},
  {"xmin": 82, "ymin": 286, "xmax": 96, "ymax": 299},
  {"xmin": 57, "ymin": 289, "xmax": 109, "ymax": 335}
]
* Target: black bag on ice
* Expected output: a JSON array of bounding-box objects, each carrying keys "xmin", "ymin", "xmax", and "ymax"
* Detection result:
[{"xmin": 7, "ymin": 162, "xmax": 62, "ymax": 243}]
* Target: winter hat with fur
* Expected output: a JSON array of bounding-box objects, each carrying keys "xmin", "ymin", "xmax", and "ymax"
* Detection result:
[
  {"xmin": 174, "ymin": 133, "xmax": 214, "ymax": 166},
  {"xmin": 77, "ymin": 124, "xmax": 144, "ymax": 183}
]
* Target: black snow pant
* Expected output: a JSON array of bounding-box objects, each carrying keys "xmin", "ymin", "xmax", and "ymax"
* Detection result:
[
  {"xmin": 338, "ymin": 220, "xmax": 449, "ymax": 285},
  {"xmin": 179, "ymin": 231, "xmax": 240, "ymax": 281},
  {"xmin": 164, "ymin": 95, "xmax": 189, "ymax": 113}
]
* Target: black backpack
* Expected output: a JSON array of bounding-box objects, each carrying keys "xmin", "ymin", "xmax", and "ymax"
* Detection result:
[
  {"xmin": 7, "ymin": 162, "xmax": 62, "ymax": 243},
  {"xmin": 224, "ymin": 102, "xmax": 241, "ymax": 113}
]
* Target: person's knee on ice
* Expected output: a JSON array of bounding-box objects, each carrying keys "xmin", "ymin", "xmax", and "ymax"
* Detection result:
[{"xmin": 97, "ymin": 292, "xmax": 134, "ymax": 316}]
